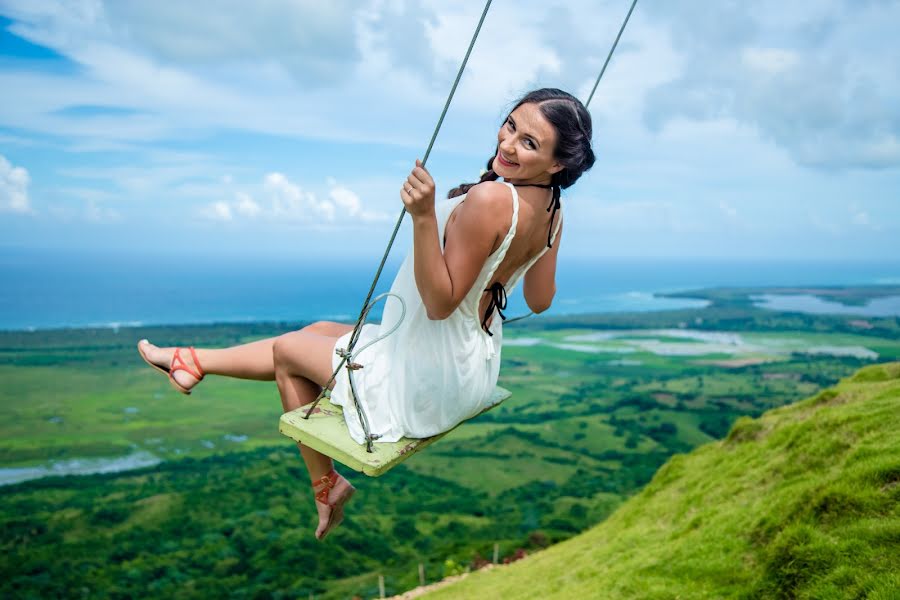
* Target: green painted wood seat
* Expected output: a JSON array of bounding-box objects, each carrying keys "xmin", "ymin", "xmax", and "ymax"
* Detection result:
[{"xmin": 278, "ymin": 386, "xmax": 512, "ymax": 476}]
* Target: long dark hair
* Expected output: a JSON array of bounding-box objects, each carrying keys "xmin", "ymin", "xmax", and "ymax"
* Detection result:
[{"xmin": 448, "ymin": 88, "xmax": 595, "ymax": 199}]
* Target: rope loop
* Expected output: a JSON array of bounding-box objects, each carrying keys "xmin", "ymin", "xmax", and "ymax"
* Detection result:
[{"xmin": 303, "ymin": 292, "xmax": 407, "ymax": 453}]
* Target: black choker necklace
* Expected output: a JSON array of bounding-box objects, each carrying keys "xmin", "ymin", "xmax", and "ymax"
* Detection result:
[{"xmin": 510, "ymin": 183, "xmax": 561, "ymax": 248}]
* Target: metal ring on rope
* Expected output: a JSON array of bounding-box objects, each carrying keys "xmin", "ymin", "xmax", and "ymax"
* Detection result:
[
  {"xmin": 345, "ymin": 292, "xmax": 407, "ymax": 357},
  {"xmin": 342, "ymin": 292, "xmax": 407, "ymax": 453}
]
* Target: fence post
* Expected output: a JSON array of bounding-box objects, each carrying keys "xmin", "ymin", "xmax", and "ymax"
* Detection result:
[
  {"xmin": 493, "ymin": 542, "xmax": 499, "ymax": 564},
  {"xmin": 419, "ymin": 562, "xmax": 425, "ymax": 586},
  {"xmin": 379, "ymin": 574, "xmax": 385, "ymax": 598}
]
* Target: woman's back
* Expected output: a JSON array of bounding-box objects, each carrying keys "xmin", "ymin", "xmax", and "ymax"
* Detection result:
[
  {"xmin": 328, "ymin": 181, "xmax": 562, "ymax": 444},
  {"xmin": 444, "ymin": 182, "xmax": 562, "ymax": 325}
]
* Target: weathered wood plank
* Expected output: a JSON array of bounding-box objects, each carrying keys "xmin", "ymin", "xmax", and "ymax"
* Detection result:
[{"xmin": 278, "ymin": 386, "xmax": 512, "ymax": 476}]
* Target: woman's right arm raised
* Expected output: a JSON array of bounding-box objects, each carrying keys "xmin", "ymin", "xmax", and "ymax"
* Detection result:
[{"xmin": 522, "ymin": 215, "xmax": 562, "ymax": 314}]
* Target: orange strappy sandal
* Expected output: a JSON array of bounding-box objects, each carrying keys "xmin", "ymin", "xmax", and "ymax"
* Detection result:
[
  {"xmin": 312, "ymin": 468, "xmax": 356, "ymax": 541},
  {"xmin": 137, "ymin": 339, "xmax": 205, "ymax": 395}
]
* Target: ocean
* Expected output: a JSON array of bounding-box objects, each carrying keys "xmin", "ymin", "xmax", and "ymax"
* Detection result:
[{"xmin": 2, "ymin": 248, "xmax": 899, "ymax": 331}]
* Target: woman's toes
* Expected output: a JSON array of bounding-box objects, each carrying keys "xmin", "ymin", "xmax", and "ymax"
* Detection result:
[
  {"xmin": 314, "ymin": 503, "xmax": 333, "ymax": 539},
  {"xmin": 139, "ymin": 340, "xmax": 159, "ymax": 364}
]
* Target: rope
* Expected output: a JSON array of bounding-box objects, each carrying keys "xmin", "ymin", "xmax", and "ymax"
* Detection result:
[
  {"xmin": 494, "ymin": 0, "xmax": 639, "ymax": 326},
  {"xmin": 302, "ymin": 0, "xmax": 639, "ymax": 452},
  {"xmin": 585, "ymin": 0, "xmax": 639, "ymax": 108},
  {"xmin": 302, "ymin": 0, "xmax": 494, "ymax": 452},
  {"xmin": 334, "ymin": 292, "xmax": 407, "ymax": 449}
]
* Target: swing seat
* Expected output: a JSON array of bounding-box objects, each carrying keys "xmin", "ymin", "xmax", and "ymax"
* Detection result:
[{"xmin": 278, "ymin": 386, "xmax": 511, "ymax": 476}]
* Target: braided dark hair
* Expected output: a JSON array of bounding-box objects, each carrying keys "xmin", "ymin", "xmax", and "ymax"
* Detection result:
[{"xmin": 448, "ymin": 88, "xmax": 595, "ymax": 199}]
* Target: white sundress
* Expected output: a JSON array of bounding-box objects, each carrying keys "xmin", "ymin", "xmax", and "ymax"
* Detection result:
[{"xmin": 329, "ymin": 181, "xmax": 563, "ymax": 445}]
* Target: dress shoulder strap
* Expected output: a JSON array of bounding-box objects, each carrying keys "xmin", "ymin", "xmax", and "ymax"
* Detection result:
[
  {"xmin": 475, "ymin": 182, "xmax": 518, "ymax": 294},
  {"xmin": 475, "ymin": 182, "xmax": 519, "ymax": 336},
  {"xmin": 487, "ymin": 182, "xmax": 519, "ymax": 269}
]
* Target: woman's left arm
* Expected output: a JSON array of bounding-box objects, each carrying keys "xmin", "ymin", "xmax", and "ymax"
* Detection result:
[{"xmin": 401, "ymin": 160, "xmax": 499, "ymax": 320}]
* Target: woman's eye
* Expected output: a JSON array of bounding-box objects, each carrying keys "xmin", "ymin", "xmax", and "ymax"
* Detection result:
[
  {"xmin": 506, "ymin": 118, "xmax": 514, "ymax": 130},
  {"xmin": 524, "ymin": 139, "xmax": 535, "ymax": 149}
]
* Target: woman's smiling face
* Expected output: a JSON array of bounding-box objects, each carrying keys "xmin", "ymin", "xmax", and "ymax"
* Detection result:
[{"xmin": 492, "ymin": 102, "xmax": 563, "ymax": 184}]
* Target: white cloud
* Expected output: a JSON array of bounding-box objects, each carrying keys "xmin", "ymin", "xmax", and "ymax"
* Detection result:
[
  {"xmin": 234, "ymin": 192, "xmax": 261, "ymax": 218},
  {"xmin": 741, "ymin": 48, "xmax": 800, "ymax": 74},
  {"xmin": 644, "ymin": 0, "xmax": 900, "ymax": 170},
  {"xmin": 265, "ymin": 172, "xmax": 335, "ymax": 221},
  {"xmin": 2, "ymin": 1, "xmax": 898, "ymax": 261},
  {"xmin": 327, "ymin": 178, "xmax": 391, "ymax": 222},
  {"xmin": 199, "ymin": 174, "xmax": 390, "ymax": 225},
  {"xmin": 0, "ymin": 1, "xmax": 648, "ymax": 151},
  {"xmin": 84, "ymin": 198, "xmax": 122, "ymax": 223},
  {"xmin": 200, "ymin": 201, "xmax": 233, "ymax": 221},
  {"xmin": 102, "ymin": 1, "xmax": 361, "ymax": 84},
  {"xmin": 3, "ymin": 0, "xmax": 899, "ymax": 175},
  {"xmin": 0, "ymin": 154, "xmax": 34, "ymax": 214}
]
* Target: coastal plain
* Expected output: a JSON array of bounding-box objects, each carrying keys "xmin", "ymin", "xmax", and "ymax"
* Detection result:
[{"xmin": 1, "ymin": 285, "xmax": 898, "ymax": 598}]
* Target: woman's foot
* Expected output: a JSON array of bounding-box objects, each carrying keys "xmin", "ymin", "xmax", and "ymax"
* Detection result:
[
  {"xmin": 312, "ymin": 469, "xmax": 356, "ymax": 540},
  {"xmin": 137, "ymin": 339, "xmax": 205, "ymax": 393}
]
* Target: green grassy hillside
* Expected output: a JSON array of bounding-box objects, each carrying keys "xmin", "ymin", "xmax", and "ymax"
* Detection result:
[{"xmin": 425, "ymin": 362, "xmax": 900, "ymax": 599}]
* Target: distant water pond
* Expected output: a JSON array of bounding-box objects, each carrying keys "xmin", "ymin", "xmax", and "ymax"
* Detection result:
[
  {"xmin": 0, "ymin": 451, "xmax": 161, "ymax": 487},
  {"xmin": 505, "ymin": 329, "xmax": 879, "ymax": 360},
  {"xmin": 752, "ymin": 294, "xmax": 900, "ymax": 317},
  {"xmin": 555, "ymin": 291, "xmax": 709, "ymax": 315}
]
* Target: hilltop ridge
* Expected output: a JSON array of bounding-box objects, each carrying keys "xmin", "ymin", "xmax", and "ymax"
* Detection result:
[{"xmin": 423, "ymin": 362, "xmax": 900, "ymax": 599}]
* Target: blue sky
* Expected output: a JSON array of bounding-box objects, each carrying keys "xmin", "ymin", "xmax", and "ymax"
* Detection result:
[{"xmin": 0, "ymin": 0, "xmax": 898, "ymax": 262}]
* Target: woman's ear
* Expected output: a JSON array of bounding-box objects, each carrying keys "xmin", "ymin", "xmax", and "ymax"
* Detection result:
[{"xmin": 548, "ymin": 161, "xmax": 564, "ymax": 175}]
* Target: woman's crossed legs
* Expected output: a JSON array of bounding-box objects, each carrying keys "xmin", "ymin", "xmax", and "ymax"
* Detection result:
[{"xmin": 138, "ymin": 320, "xmax": 356, "ymax": 538}]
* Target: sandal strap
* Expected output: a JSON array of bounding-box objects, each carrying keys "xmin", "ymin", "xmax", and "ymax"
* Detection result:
[
  {"xmin": 188, "ymin": 346, "xmax": 205, "ymax": 378},
  {"xmin": 312, "ymin": 469, "xmax": 339, "ymax": 505},
  {"xmin": 171, "ymin": 347, "xmax": 205, "ymax": 381}
]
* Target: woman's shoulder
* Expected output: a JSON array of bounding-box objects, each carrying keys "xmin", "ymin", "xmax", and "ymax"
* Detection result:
[
  {"xmin": 443, "ymin": 181, "xmax": 513, "ymax": 243},
  {"xmin": 465, "ymin": 180, "xmax": 511, "ymax": 203},
  {"xmin": 467, "ymin": 180, "xmax": 509, "ymax": 196}
]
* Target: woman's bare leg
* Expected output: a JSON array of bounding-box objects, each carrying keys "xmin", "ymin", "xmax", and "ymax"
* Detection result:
[
  {"xmin": 272, "ymin": 327, "xmax": 354, "ymax": 480},
  {"xmin": 139, "ymin": 320, "xmax": 357, "ymax": 538},
  {"xmin": 272, "ymin": 326, "xmax": 357, "ymax": 539},
  {"xmin": 137, "ymin": 321, "xmax": 353, "ymax": 391}
]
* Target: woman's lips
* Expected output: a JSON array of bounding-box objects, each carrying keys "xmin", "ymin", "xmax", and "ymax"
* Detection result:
[{"xmin": 496, "ymin": 152, "xmax": 518, "ymax": 168}]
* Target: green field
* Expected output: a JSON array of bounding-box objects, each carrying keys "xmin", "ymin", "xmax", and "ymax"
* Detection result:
[{"xmin": 2, "ymin": 289, "xmax": 899, "ymax": 598}]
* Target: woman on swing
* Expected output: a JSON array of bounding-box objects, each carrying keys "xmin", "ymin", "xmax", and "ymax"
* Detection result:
[{"xmin": 138, "ymin": 88, "xmax": 595, "ymax": 540}]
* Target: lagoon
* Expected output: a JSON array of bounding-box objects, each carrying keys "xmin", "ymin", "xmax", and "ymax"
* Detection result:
[
  {"xmin": 0, "ymin": 451, "xmax": 161, "ymax": 487},
  {"xmin": 752, "ymin": 293, "xmax": 900, "ymax": 317}
]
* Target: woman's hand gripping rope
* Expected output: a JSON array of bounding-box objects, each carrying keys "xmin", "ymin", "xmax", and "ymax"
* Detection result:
[{"xmin": 400, "ymin": 159, "xmax": 436, "ymax": 218}]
